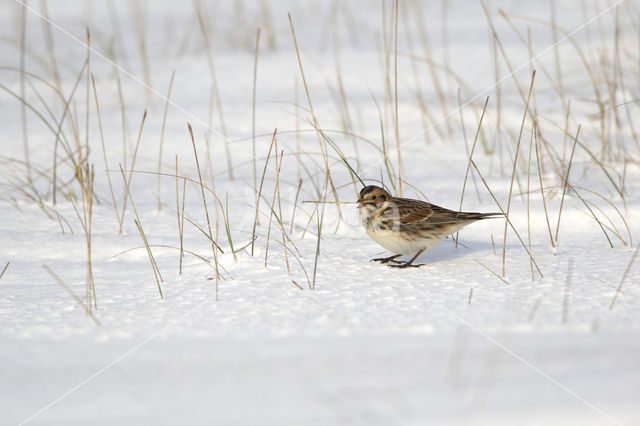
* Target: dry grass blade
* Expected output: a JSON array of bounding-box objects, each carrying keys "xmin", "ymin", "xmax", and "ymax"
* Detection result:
[
  {"xmin": 274, "ymin": 149, "xmax": 290, "ymax": 274},
  {"xmin": 132, "ymin": 1, "xmax": 151, "ymax": 102},
  {"xmin": 502, "ymin": 70, "xmax": 536, "ymax": 277},
  {"xmin": 294, "ymin": 75, "xmax": 301, "ymax": 181},
  {"xmin": 472, "ymin": 258, "xmax": 510, "ymax": 286},
  {"xmin": 534, "ymin": 127, "xmax": 555, "ymax": 248},
  {"xmin": 115, "ymin": 71, "xmax": 127, "ymax": 171},
  {"xmin": 42, "ymin": 264, "xmax": 99, "ymax": 325},
  {"xmin": 114, "ymin": 245, "xmax": 231, "ymax": 279},
  {"xmin": 40, "ymin": 0, "xmax": 61, "ymax": 91},
  {"xmin": 19, "ymin": 1, "xmax": 30, "ymax": 182},
  {"xmin": 412, "ymin": 0, "xmax": 450, "ymax": 138},
  {"xmin": 261, "ymin": 235, "xmax": 310, "ymax": 288},
  {"xmin": 134, "ymin": 219, "xmax": 164, "ymax": 298},
  {"xmin": 175, "ymin": 156, "xmax": 186, "ymax": 275},
  {"xmin": 119, "ymin": 109, "xmax": 147, "ymax": 234},
  {"xmin": 561, "ymin": 100, "xmax": 572, "ymax": 170},
  {"xmin": 401, "ymin": 2, "xmax": 431, "ymax": 145},
  {"xmin": 187, "ymin": 123, "xmax": 221, "ymax": 291},
  {"xmin": 370, "ymin": 89, "xmax": 397, "ymax": 192},
  {"xmin": 575, "ymin": 140, "xmax": 624, "ymax": 199},
  {"xmin": 69, "ymin": 155, "xmax": 97, "ymax": 313},
  {"xmin": 480, "ymin": 1, "xmax": 527, "ymax": 104},
  {"xmin": 573, "ymin": 185, "xmax": 631, "ymax": 246},
  {"xmin": 252, "ymin": 27, "xmax": 261, "ymax": 203},
  {"xmin": 562, "ymin": 181, "xmax": 613, "ymax": 248},
  {"xmin": 457, "ymin": 89, "xmax": 481, "ymax": 202},
  {"xmin": 331, "ymin": 6, "xmax": 360, "ymax": 168},
  {"xmin": 579, "ymin": 199, "xmax": 625, "ymax": 245},
  {"xmin": 84, "ymin": 29, "xmax": 91, "ymax": 176},
  {"xmin": 119, "ymin": 165, "xmax": 163, "ymax": 298},
  {"xmin": 393, "ymin": 0, "xmax": 403, "ymax": 196},
  {"xmin": 157, "ymin": 69, "xmax": 176, "ymax": 211},
  {"xmin": 117, "ymin": 169, "xmax": 252, "ymax": 255},
  {"xmin": 91, "ymin": 74, "xmax": 121, "ymax": 231},
  {"xmin": 312, "ymin": 170, "xmax": 330, "ymax": 290},
  {"xmin": 251, "ymin": 128, "xmax": 277, "ymax": 256},
  {"xmin": 457, "ymin": 96, "xmax": 489, "ymax": 247},
  {"xmin": 312, "ymin": 123, "xmax": 365, "ymax": 186},
  {"xmin": 609, "ymin": 245, "xmax": 640, "ymax": 310},
  {"xmin": 221, "ymin": 201, "xmax": 236, "ymax": 263},
  {"xmin": 288, "ymin": 12, "xmax": 343, "ymax": 224},
  {"xmin": 51, "ymin": 58, "xmax": 88, "ymax": 205},
  {"xmin": 193, "ymin": 0, "xmax": 231, "ymax": 179},
  {"xmin": 555, "ymin": 125, "xmax": 581, "ymax": 243},
  {"xmin": 549, "ymin": 1, "xmax": 565, "ymax": 108},
  {"xmin": 526, "ymin": 124, "xmax": 534, "ymax": 281},
  {"xmin": 0, "ymin": 262, "xmax": 9, "ymax": 281},
  {"xmin": 470, "ymin": 159, "xmax": 543, "ymax": 278},
  {"xmin": 262, "ymin": 179, "xmax": 303, "ymax": 269},
  {"xmin": 289, "ymin": 179, "xmax": 303, "ymax": 234},
  {"xmin": 288, "ymin": 13, "xmax": 322, "ymax": 153},
  {"xmin": 184, "ymin": 217, "xmax": 224, "ymax": 254},
  {"xmin": 264, "ymin": 149, "xmax": 284, "ymax": 268}
]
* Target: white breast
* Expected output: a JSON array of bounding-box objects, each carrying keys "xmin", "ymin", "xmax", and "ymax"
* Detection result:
[{"xmin": 366, "ymin": 227, "xmax": 442, "ymax": 256}]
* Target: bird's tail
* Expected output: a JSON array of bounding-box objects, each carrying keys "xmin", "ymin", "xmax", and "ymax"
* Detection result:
[{"xmin": 459, "ymin": 211, "xmax": 504, "ymax": 220}]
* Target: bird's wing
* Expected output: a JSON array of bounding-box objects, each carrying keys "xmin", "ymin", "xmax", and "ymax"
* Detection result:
[
  {"xmin": 390, "ymin": 198, "xmax": 471, "ymax": 225},
  {"xmin": 398, "ymin": 202, "xmax": 435, "ymax": 223}
]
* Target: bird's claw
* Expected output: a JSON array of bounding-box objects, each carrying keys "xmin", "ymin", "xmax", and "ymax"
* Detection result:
[
  {"xmin": 389, "ymin": 262, "xmax": 424, "ymax": 268},
  {"xmin": 371, "ymin": 254, "xmax": 402, "ymax": 264}
]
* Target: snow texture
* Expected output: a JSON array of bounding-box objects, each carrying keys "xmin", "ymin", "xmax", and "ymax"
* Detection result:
[{"xmin": 1, "ymin": 1, "xmax": 639, "ymax": 425}]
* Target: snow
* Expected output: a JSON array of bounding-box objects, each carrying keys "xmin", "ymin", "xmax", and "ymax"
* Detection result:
[{"xmin": 1, "ymin": 1, "xmax": 639, "ymax": 425}]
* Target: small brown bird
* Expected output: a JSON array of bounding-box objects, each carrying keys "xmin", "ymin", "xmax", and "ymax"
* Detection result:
[{"xmin": 357, "ymin": 185, "xmax": 503, "ymax": 268}]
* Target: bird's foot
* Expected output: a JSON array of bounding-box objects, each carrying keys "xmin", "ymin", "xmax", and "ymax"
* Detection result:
[
  {"xmin": 371, "ymin": 254, "xmax": 402, "ymax": 264},
  {"xmin": 387, "ymin": 249, "xmax": 426, "ymax": 268},
  {"xmin": 389, "ymin": 262, "xmax": 425, "ymax": 268}
]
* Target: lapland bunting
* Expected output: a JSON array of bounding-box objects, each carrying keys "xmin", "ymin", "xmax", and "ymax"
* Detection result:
[{"xmin": 357, "ymin": 185, "xmax": 503, "ymax": 268}]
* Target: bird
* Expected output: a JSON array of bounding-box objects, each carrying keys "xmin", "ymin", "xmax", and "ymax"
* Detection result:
[{"xmin": 357, "ymin": 185, "xmax": 503, "ymax": 268}]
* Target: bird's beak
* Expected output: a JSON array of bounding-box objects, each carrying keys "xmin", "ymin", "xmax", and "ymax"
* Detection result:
[{"xmin": 356, "ymin": 197, "xmax": 366, "ymax": 206}]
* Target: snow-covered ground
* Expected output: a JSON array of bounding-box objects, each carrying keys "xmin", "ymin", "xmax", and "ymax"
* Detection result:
[{"xmin": 1, "ymin": 1, "xmax": 639, "ymax": 424}]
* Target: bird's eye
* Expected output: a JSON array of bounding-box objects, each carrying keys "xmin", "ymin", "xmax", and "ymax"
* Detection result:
[{"xmin": 372, "ymin": 195, "xmax": 376, "ymax": 200}]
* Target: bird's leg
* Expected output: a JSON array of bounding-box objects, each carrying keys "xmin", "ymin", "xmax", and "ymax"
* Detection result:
[
  {"xmin": 372, "ymin": 254, "xmax": 402, "ymax": 264},
  {"xmin": 390, "ymin": 249, "xmax": 425, "ymax": 268}
]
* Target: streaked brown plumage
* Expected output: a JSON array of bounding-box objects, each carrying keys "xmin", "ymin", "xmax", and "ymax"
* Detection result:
[{"xmin": 357, "ymin": 185, "xmax": 502, "ymax": 267}]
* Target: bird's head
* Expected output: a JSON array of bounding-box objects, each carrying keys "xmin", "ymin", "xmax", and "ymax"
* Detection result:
[{"xmin": 357, "ymin": 185, "xmax": 391, "ymax": 209}]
